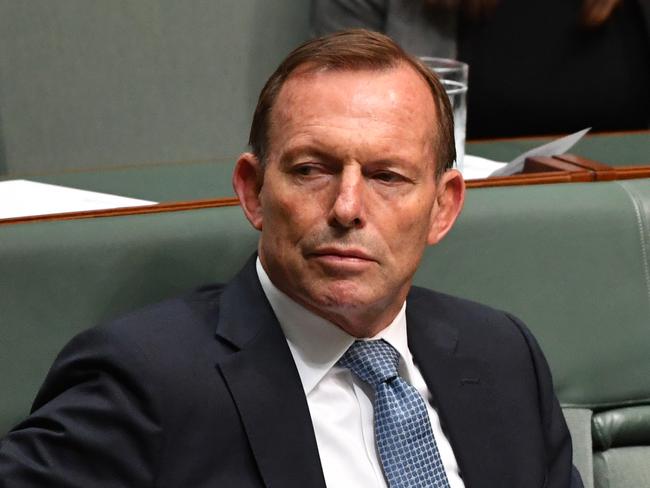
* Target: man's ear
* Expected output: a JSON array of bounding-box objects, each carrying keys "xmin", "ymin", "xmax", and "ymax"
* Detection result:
[
  {"xmin": 427, "ymin": 169, "xmax": 465, "ymax": 245},
  {"xmin": 232, "ymin": 152, "xmax": 264, "ymax": 230}
]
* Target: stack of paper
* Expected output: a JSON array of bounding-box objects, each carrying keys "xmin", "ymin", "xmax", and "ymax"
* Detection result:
[{"xmin": 0, "ymin": 180, "xmax": 156, "ymax": 219}]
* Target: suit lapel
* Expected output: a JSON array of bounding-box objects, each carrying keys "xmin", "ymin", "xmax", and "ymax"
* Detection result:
[
  {"xmin": 215, "ymin": 258, "xmax": 326, "ymax": 488},
  {"xmin": 406, "ymin": 290, "xmax": 506, "ymax": 487}
]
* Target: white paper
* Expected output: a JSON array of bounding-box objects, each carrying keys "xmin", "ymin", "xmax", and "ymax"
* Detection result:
[
  {"xmin": 0, "ymin": 179, "xmax": 156, "ymax": 219},
  {"xmin": 462, "ymin": 155, "xmax": 507, "ymax": 180},
  {"xmin": 488, "ymin": 128, "xmax": 591, "ymax": 177}
]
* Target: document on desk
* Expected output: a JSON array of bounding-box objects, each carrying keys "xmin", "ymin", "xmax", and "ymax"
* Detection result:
[
  {"xmin": 489, "ymin": 128, "xmax": 591, "ymax": 177},
  {"xmin": 462, "ymin": 155, "xmax": 507, "ymax": 180},
  {"xmin": 462, "ymin": 128, "xmax": 591, "ymax": 180},
  {"xmin": 0, "ymin": 179, "xmax": 156, "ymax": 219}
]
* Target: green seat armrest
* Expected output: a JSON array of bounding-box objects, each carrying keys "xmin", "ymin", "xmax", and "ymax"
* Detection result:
[{"xmin": 592, "ymin": 406, "xmax": 650, "ymax": 450}]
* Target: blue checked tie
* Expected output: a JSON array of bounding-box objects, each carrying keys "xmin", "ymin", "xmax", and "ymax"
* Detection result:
[{"xmin": 338, "ymin": 339, "xmax": 451, "ymax": 488}]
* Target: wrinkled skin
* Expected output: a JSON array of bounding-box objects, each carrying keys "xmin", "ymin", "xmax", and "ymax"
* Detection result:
[{"xmin": 234, "ymin": 64, "xmax": 464, "ymax": 337}]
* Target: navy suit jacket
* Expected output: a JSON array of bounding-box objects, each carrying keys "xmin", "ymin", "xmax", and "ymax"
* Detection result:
[{"xmin": 0, "ymin": 257, "xmax": 581, "ymax": 487}]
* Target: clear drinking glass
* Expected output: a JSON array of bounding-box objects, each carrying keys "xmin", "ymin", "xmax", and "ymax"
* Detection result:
[{"xmin": 419, "ymin": 57, "xmax": 469, "ymax": 172}]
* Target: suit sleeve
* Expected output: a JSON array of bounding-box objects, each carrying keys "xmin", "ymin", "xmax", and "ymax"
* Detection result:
[
  {"xmin": 506, "ymin": 313, "xmax": 584, "ymax": 488},
  {"xmin": 0, "ymin": 326, "xmax": 162, "ymax": 487}
]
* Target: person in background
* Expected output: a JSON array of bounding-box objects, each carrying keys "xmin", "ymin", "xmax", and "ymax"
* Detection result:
[{"xmin": 312, "ymin": 0, "xmax": 650, "ymax": 138}]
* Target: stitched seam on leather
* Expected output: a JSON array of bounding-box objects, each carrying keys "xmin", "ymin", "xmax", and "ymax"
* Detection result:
[
  {"xmin": 593, "ymin": 415, "xmax": 608, "ymax": 451},
  {"xmin": 617, "ymin": 181, "xmax": 650, "ymax": 312}
]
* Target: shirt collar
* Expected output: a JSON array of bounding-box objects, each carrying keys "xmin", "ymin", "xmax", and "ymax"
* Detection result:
[{"xmin": 256, "ymin": 257, "xmax": 409, "ymax": 395}]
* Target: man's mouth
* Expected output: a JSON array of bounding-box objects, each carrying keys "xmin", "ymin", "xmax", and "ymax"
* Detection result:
[
  {"xmin": 308, "ymin": 247, "xmax": 378, "ymax": 272},
  {"xmin": 310, "ymin": 247, "xmax": 375, "ymax": 261}
]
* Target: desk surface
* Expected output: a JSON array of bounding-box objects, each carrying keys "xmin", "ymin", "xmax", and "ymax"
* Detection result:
[
  {"xmin": 2, "ymin": 131, "xmax": 648, "ymax": 203},
  {"xmin": 468, "ymin": 131, "xmax": 650, "ymax": 167}
]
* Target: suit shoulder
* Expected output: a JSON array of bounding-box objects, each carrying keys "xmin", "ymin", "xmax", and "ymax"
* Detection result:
[
  {"xmin": 39, "ymin": 284, "xmax": 231, "ymax": 409},
  {"xmin": 100, "ymin": 283, "xmax": 227, "ymax": 340},
  {"xmin": 407, "ymin": 286, "xmax": 535, "ymax": 348},
  {"xmin": 408, "ymin": 286, "xmax": 509, "ymax": 322},
  {"xmin": 49, "ymin": 283, "xmax": 230, "ymax": 385}
]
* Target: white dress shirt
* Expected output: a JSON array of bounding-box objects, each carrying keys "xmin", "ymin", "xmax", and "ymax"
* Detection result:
[{"xmin": 256, "ymin": 259, "xmax": 465, "ymax": 487}]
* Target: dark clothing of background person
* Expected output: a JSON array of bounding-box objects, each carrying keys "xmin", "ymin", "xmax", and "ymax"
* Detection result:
[{"xmin": 312, "ymin": 0, "xmax": 650, "ymax": 138}]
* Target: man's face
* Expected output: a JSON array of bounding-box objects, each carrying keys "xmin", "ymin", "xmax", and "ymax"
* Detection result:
[{"xmin": 234, "ymin": 64, "xmax": 464, "ymax": 337}]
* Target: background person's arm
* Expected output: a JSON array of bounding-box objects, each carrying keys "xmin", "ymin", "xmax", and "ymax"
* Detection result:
[{"xmin": 311, "ymin": 0, "xmax": 387, "ymax": 36}]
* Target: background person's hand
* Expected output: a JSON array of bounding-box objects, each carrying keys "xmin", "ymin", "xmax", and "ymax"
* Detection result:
[{"xmin": 581, "ymin": 0, "xmax": 623, "ymax": 26}]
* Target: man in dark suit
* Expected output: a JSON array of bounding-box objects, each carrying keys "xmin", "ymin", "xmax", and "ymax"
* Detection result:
[{"xmin": 0, "ymin": 30, "xmax": 581, "ymax": 487}]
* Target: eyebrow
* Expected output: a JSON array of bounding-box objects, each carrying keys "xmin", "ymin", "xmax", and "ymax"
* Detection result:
[
  {"xmin": 279, "ymin": 143, "xmax": 421, "ymax": 170},
  {"xmin": 280, "ymin": 144, "xmax": 333, "ymax": 164}
]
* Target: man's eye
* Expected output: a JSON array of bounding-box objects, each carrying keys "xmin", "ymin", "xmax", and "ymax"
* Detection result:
[
  {"xmin": 294, "ymin": 165, "xmax": 318, "ymax": 176},
  {"xmin": 294, "ymin": 164, "xmax": 331, "ymax": 177},
  {"xmin": 373, "ymin": 171, "xmax": 403, "ymax": 183}
]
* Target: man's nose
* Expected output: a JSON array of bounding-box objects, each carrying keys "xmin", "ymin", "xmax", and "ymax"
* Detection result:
[{"xmin": 330, "ymin": 165, "xmax": 365, "ymax": 229}]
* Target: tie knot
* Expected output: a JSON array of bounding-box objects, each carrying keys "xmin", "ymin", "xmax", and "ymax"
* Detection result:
[{"xmin": 338, "ymin": 339, "xmax": 401, "ymax": 387}]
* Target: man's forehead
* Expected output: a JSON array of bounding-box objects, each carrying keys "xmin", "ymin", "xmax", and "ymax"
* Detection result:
[
  {"xmin": 268, "ymin": 64, "xmax": 437, "ymax": 139},
  {"xmin": 276, "ymin": 62, "xmax": 432, "ymax": 104}
]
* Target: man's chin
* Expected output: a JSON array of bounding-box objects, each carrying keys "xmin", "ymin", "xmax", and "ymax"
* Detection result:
[{"xmin": 300, "ymin": 282, "xmax": 382, "ymax": 316}]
